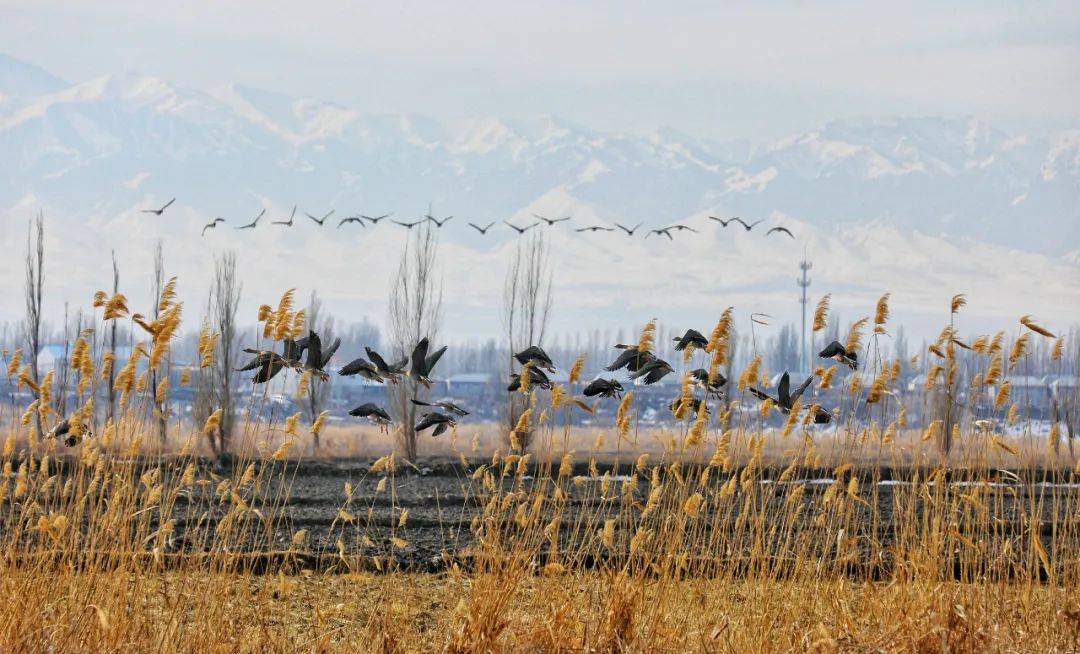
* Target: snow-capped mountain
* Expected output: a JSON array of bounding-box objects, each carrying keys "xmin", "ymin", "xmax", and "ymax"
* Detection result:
[
  {"xmin": 0, "ymin": 54, "xmax": 68, "ymax": 99},
  {"xmin": 1, "ymin": 54, "xmax": 1076, "ymax": 255},
  {"xmin": 0, "ymin": 54, "xmax": 1077, "ymax": 338}
]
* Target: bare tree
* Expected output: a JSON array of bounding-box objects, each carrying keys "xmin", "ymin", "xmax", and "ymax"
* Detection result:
[
  {"xmin": 23, "ymin": 213, "xmax": 44, "ymax": 440},
  {"xmin": 387, "ymin": 224, "xmax": 443, "ymax": 461},
  {"xmin": 210, "ymin": 252, "xmax": 242, "ymax": 457},
  {"xmin": 305, "ymin": 291, "xmax": 335, "ymax": 453},
  {"xmin": 503, "ymin": 229, "xmax": 554, "ymax": 452}
]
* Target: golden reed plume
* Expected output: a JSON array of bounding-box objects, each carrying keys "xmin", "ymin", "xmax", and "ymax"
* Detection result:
[
  {"xmin": 812, "ymin": 294, "xmax": 830, "ymax": 332},
  {"xmin": 1019, "ymin": 315, "xmax": 1055, "ymax": 338}
]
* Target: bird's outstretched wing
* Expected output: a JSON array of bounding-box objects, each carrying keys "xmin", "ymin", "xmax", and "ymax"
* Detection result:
[
  {"xmin": 305, "ymin": 332, "xmax": 323, "ymax": 370},
  {"xmin": 349, "ymin": 403, "xmax": 375, "ymax": 417},
  {"xmin": 748, "ymin": 387, "xmax": 772, "ymax": 403},
  {"xmin": 283, "ymin": 337, "xmax": 306, "ymax": 362},
  {"xmin": 252, "ymin": 360, "xmax": 284, "ymax": 383},
  {"xmin": 410, "ymin": 338, "xmax": 430, "ymax": 376},
  {"xmin": 415, "ymin": 412, "xmax": 447, "ymax": 432},
  {"xmin": 790, "ymin": 376, "xmax": 815, "ymax": 404},
  {"xmin": 605, "ymin": 349, "xmax": 637, "ymax": 372},
  {"xmin": 641, "ymin": 365, "xmax": 671, "ymax": 385},
  {"xmin": 236, "ymin": 351, "xmax": 272, "ymax": 371},
  {"xmin": 320, "ymin": 337, "xmax": 341, "ymax": 368},
  {"xmin": 777, "ymin": 372, "xmax": 791, "ymax": 407},
  {"xmin": 273, "ymin": 206, "xmax": 297, "ymax": 225},
  {"xmin": 340, "ymin": 358, "xmax": 377, "ymax": 378},
  {"xmin": 424, "ymin": 345, "xmax": 448, "ymax": 376},
  {"xmin": 819, "ymin": 341, "xmax": 846, "ymax": 358},
  {"xmin": 365, "ymin": 347, "xmax": 390, "ymax": 372}
]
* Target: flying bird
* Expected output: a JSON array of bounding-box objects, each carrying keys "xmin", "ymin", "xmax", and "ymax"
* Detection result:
[
  {"xmin": 582, "ymin": 378, "xmax": 624, "ymax": 399},
  {"xmin": 306, "ymin": 210, "xmax": 334, "ymax": 226},
  {"xmin": 236, "ymin": 209, "xmax": 266, "ymax": 230},
  {"xmin": 280, "ymin": 337, "xmax": 308, "ymax": 365},
  {"xmin": 425, "ymin": 214, "xmax": 453, "ymax": 228},
  {"xmin": 534, "ymin": 214, "xmax": 571, "ymax": 226},
  {"xmin": 409, "ymin": 337, "xmax": 448, "ymax": 388},
  {"xmin": 708, "ymin": 216, "xmax": 736, "ymax": 227},
  {"xmin": 507, "ymin": 366, "xmax": 553, "ymax": 392},
  {"xmin": 361, "ymin": 214, "xmax": 392, "ymax": 224},
  {"xmin": 614, "ymin": 223, "xmax": 642, "ymax": 236},
  {"xmin": 628, "ymin": 358, "xmax": 675, "ymax": 385},
  {"xmin": 411, "ymin": 399, "xmax": 469, "ymax": 417},
  {"xmin": 689, "ymin": 368, "xmax": 727, "ymax": 398},
  {"xmin": 605, "ymin": 346, "xmax": 656, "ymax": 373},
  {"xmin": 337, "ymin": 217, "xmax": 367, "ymax": 228},
  {"xmin": 514, "ymin": 345, "xmax": 555, "ymax": 372},
  {"xmin": 141, "ymin": 198, "xmax": 176, "ymax": 216},
  {"xmin": 576, "ymin": 226, "xmax": 615, "ymax": 233},
  {"xmin": 348, "ymin": 403, "xmax": 392, "ymax": 428},
  {"xmin": 239, "ymin": 338, "xmax": 305, "ymax": 383},
  {"xmin": 673, "ymin": 329, "xmax": 709, "ymax": 351},
  {"xmin": 469, "ymin": 222, "xmax": 496, "ymax": 234},
  {"xmin": 365, "ymin": 347, "xmax": 407, "ymax": 383},
  {"xmin": 766, "ymin": 226, "xmax": 794, "ymax": 239},
  {"xmin": 339, "ymin": 357, "xmax": 384, "ymax": 382},
  {"xmin": 818, "ymin": 341, "xmax": 858, "ymax": 370},
  {"xmin": 665, "ymin": 224, "xmax": 698, "ymax": 233},
  {"xmin": 272, "ymin": 205, "xmax": 297, "ymax": 226},
  {"xmin": 415, "ymin": 411, "xmax": 456, "ymax": 437},
  {"xmin": 201, "ymin": 218, "xmax": 225, "ymax": 236},
  {"xmin": 749, "ymin": 372, "xmax": 831, "ymax": 423},
  {"xmin": 670, "ymin": 397, "xmax": 710, "ymax": 417},
  {"xmin": 392, "ymin": 219, "xmax": 425, "ymax": 230},
  {"xmin": 301, "ymin": 331, "xmax": 338, "ymax": 380},
  {"xmin": 645, "ymin": 228, "xmax": 673, "ymax": 240},
  {"xmin": 48, "ymin": 417, "xmax": 92, "ymax": 447},
  {"xmin": 732, "ymin": 217, "xmax": 764, "ymax": 231},
  {"xmin": 239, "ymin": 351, "xmax": 288, "ymax": 384},
  {"xmin": 504, "ymin": 221, "xmax": 539, "ymax": 235}
]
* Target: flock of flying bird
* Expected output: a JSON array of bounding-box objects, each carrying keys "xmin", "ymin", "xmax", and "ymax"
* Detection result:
[
  {"xmin": 46, "ymin": 320, "xmax": 860, "ymax": 447},
  {"xmin": 220, "ymin": 323, "xmax": 864, "ymax": 441},
  {"xmin": 139, "ymin": 198, "xmax": 798, "ymax": 241}
]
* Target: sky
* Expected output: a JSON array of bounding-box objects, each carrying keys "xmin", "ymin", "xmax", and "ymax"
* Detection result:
[
  {"xmin": 2, "ymin": 0, "xmax": 1078, "ymax": 140},
  {"xmin": 0, "ymin": 1, "xmax": 1078, "ymax": 347}
]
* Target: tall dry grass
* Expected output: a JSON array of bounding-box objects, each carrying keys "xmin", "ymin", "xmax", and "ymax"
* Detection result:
[{"xmin": 0, "ymin": 281, "xmax": 1078, "ymax": 652}]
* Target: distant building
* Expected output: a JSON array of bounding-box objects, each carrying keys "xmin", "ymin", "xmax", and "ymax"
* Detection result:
[
  {"xmin": 445, "ymin": 373, "xmax": 494, "ymax": 392},
  {"xmin": 35, "ymin": 344, "xmax": 69, "ymax": 372}
]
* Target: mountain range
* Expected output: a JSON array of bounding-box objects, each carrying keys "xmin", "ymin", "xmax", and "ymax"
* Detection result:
[{"xmin": 0, "ymin": 53, "xmax": 1077, "ymax": 338}]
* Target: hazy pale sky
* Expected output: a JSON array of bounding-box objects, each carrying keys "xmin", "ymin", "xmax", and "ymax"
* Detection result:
[{"xmin": 3, "ymin": 0, "xmax": 1078, "ymax": 139}]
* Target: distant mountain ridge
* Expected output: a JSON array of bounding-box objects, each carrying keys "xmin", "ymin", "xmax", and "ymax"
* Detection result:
[{"xmin": 1, "ymin": 54, "xmax": 1076, "ymax": 256}]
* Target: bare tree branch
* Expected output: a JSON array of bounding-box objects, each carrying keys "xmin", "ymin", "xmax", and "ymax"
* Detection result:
[{"xmin": 387, "ymin": 223, "xmax": 443, "ymax": 461}]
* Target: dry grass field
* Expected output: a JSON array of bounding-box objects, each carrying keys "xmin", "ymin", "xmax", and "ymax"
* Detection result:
[{"xmin": 1, "ymin": 283, "xmax": 1078, "ymax": 652}]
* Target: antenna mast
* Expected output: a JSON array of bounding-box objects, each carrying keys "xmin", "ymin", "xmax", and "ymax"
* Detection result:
[{"xmin": 798, "ymin": 257, "xmax": 812, "ymax": 372}]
